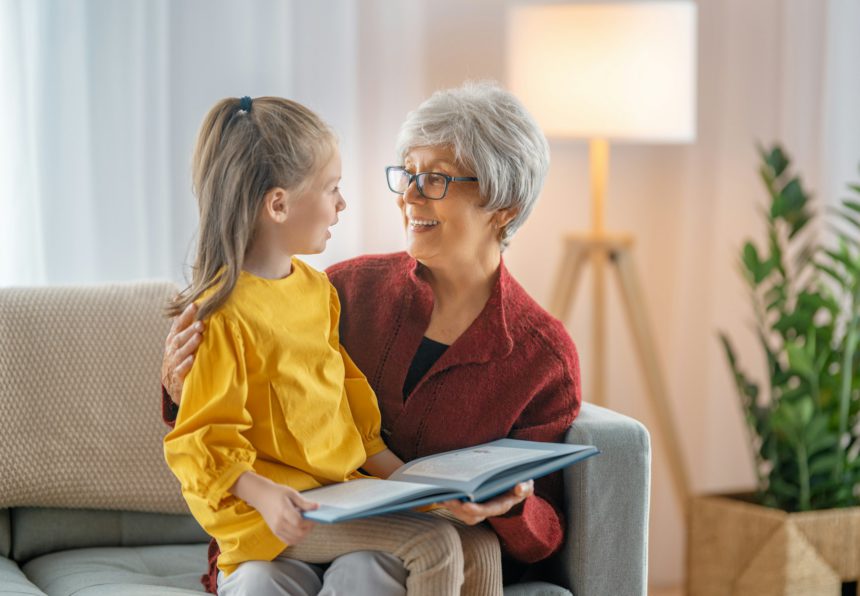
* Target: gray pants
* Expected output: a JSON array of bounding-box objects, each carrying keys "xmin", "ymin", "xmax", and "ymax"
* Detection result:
[{"xmin": 217, "ymin": 550, "xmax": 407, "ymax": 596}]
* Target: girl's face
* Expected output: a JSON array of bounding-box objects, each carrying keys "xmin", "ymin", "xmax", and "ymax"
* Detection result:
[
  {"xmin": 282, "ymin": 147, "xmax": 346, "ymax": 255},
  {"xmin": 397, "ymin": 145, "xmax": 499, "ymax": 269}
]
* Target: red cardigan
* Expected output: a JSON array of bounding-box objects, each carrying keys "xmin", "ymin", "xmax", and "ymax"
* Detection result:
[
  {"xmin": 328, "ymin": 252, "xmax": 581, "ymax": 560},
  {"xmin": 162, "ymin": 252, "xmax": 581, "ymax": 592}
]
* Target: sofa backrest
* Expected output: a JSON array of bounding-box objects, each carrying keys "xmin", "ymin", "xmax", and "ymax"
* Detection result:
[
  {"xmin": 0, "ymin": 282, "xmax": 187, "ymax": 515},
  {"xmin": 10, "ymin": 507, "xmax": 208, "ymax": 563},
  {"xmin": 0, "ymin": 509, "xmax": 9, "ymax": 558}
]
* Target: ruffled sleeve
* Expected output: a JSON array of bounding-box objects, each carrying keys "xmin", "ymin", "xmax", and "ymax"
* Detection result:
[
  {"xmin": 329, "ymin": 283, "xmax": 387, "ymax": 458},
  {"xmin": 163, "ymin": 313, "xmax": 256, "ymax": 511}
]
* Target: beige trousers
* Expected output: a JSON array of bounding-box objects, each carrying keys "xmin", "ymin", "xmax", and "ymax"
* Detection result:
[{"xmin": 221, "ymin": 510, "xmax": 502, "ymax": 596}]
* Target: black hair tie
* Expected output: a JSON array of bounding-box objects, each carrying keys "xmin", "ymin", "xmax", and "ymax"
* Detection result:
[{"xmin": 239, "ymin": 96, "xmax": 252, "ymax": 112}]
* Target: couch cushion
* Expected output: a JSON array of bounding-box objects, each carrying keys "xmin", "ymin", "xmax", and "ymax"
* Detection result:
[
  {"xmin": 0, "ymin": 282, "xmax": 187, "ymax": 514},
  {"xmin": 20, "ymin": 545, "xmax": 566, "ymax": 596},
  {"xmin": 1, "ymin": 556, "xmax": 46, "ymax": 595},
  {"xmin": 0, "ymin": 509, "xmax": 9, "ymax": 558},
  {"xmin": 12, "ymin": 508, "xmax": 208, "ymax": 564},
  {"xmin": 503, "ymin": 582, "xmax": 572, "ymax": 596},
  {"xmin": 22, "ymin": 544, "xmax": 208, "ymax": 596}
]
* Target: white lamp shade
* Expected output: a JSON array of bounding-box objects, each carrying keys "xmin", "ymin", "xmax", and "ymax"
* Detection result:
[{"xmin": 507, "ymin": 1, "xmax": 697, "ymax": 142}]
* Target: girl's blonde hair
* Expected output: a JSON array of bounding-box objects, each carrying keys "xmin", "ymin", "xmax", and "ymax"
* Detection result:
[{"xmin": 167, "ymin": 96, "xmax": 335, "ymax": 321}]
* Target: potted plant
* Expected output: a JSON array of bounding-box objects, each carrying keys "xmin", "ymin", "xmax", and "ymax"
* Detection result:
[{"xmin": 687, "ymin": 145, "xmax": 860, "ymax": 596}]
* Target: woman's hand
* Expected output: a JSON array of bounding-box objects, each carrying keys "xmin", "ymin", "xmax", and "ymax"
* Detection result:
[
  {"xmin": 440, "ymin": 480, "xmax": 534, "ymax": 526},
  {"xmin": 162, "ymin": 302, "xmax": 204, "ymax": 404},
  {"xmin": 230, "ymin": 472, "xmax": 319, "ymax": 546}
]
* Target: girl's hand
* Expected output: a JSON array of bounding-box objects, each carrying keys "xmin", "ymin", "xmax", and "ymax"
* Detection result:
[
  {"xmin": 255, "ymin": 480, "xmax": 319, "ymax": 546},
  {"xmin": 231, "ymin": 472, "xmax": 319, "ymax": 546},
  {"xmin": 162, "ymin": 302, "xmax": 204, "ymax": 404},
  {"xmin": 440, "ymin": 480, "xmax": 534, "ymax": 526}
]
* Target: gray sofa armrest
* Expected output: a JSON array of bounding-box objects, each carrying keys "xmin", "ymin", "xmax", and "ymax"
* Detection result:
[{"xmin": 560, "ymin": 403, "xmax": 651, "ymax": 596}]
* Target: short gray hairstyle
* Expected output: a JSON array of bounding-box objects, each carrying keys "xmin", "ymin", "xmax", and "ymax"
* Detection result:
[{"xmin": 395, "ymin": 81, "xmax": 550, "ymax": 249}]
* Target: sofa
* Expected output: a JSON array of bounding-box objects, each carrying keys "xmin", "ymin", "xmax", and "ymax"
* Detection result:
[{"xmin": 0, "ymin": 281, "xmax": 651, "ymax": 596}]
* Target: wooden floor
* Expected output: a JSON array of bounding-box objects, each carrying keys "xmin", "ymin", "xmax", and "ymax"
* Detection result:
[{"xmin": 650, "ymin": 587, "xmax": 683, "ymax": 596}]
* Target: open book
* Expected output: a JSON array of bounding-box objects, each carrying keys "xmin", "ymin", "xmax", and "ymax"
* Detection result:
[{"xmin": 301, "ymin": 438, "xmax": 599, "ymax": 523}]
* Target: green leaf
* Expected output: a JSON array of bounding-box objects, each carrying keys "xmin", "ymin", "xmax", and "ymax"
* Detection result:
[
  {"xmin": 778, "ymin": 385, "xmax": 811, "ymax": 402},
  {"xmin": 768, "ymin": 228, "xmax": 786, "ymax": 277},
  {"xmin": 809, "ymin": 453, "xmax": 841, "ymax": 476},
  {"xmin": 765, "ymin": 285, "xmax": 787, "ymax": 312},
  {"xmin": 720, "ymin": 333, "xmax": 760, "ymax": 411},
  {"xmin": 840, "ymin": 198, "xmax": 860, "ymax": 215},
  {"xmin": 807, "ymin": 431, "xmax": 837, "ymax": 455},
  {"xmin": 825, "ymin": 248, "xmax": 855, "ymax": 272},
  {"xmin": 742, "ymin": 242, "xmax": 762, "ymax": 282},
  {"xmin": 782, "ymin": 178, "xmax": 807, "ymax": 212},
  {"xmin": 774, "ymin": 312, "xmax": 803, "ymax": 334},
  {"xmin": 793, "ymin": 242, "xmax": 817, "ymax": 271},
  {"xmin": 789, "ymin": 213, "xmax": 813, "ymax": 239},
  {"xmin": 835, "ymin": 210, "xmax": 860, "ymax": 234},
  {"xmin": 815, "ymin": 261, "xmax": 847, "ymax": 290},
  {"xmin": 764, "ymin": 145, "xmax": 790, "ymax": 178},
  {"xmin": 771, "ymin": 195, "xmax": 786, "ymax": 219},
  {"xmin": 719, "ymin": 333, "xmax": 738, "ymax": 368},
  {"xmin": 798, "ymin": 399, "xmax": 814, "ymax": 426},
  {"xmin": 786, "ymin": 341, "xmax": 815, "ymax": 379},
  {"xmin": 759, "ymin": 167, "xmax": 778, "ymax": 202},
  {"xmin": 769, "ymin": 476, "xmax": 800, "ymax": 499}
]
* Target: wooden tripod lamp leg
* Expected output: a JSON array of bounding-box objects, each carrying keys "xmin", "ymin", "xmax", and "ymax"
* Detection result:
[
  {"xmin": 548, "ymin": 237, "xmax": 589, "ymax": 323},
  {"xmin": 612, "ymin": 245, "xmax": 691, "ymax": 514},
  {"xmin": 547, "ymin": 137, "xmax": 690, "ymax": 509}
]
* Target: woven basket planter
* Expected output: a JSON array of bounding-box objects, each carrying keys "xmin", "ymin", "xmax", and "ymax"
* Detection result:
[{"xmin": 687, "ymin": 493, "xmax": 860, "ymax": 596}]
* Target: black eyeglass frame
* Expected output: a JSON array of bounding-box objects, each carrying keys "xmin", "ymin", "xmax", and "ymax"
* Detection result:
[{"xmin": 385, "ymin": 166, "xmax": 479, "ymax": 200}]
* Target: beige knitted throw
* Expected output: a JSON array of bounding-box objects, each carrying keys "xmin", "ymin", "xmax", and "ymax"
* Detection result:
[{"xmin": 0, "ymin": 282, "xmax": 188, "ymax": 514}]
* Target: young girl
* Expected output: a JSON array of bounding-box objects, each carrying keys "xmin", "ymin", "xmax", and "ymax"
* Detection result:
[{"xmin": 162, "ymin": 96, "xmax": 502, "ymax": 595}]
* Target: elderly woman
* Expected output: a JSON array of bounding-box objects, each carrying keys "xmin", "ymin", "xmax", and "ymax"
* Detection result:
[{"xmin": 162, "ymin": 81, "xmax": 581, "ymax": 595}]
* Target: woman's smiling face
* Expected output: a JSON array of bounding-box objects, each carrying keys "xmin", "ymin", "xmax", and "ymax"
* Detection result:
[{"xmin": 397, "ymin": 145, "xmax": 500, "ymax": 269}]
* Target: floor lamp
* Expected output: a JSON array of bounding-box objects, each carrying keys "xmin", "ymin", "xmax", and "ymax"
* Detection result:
[{"xmin": 508, "ymin": 1, "xmax": 697, "ymax": 514}]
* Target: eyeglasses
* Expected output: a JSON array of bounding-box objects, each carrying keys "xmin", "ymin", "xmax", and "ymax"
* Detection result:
[{"xmin": 385, "ymin": 166, "xmax": 479, "ymax": 200}]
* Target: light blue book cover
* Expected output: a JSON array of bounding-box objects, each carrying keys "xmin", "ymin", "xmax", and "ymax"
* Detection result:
[{"xmin": 302, "ymin": 438, "xmax": 600, "ymax": 523}]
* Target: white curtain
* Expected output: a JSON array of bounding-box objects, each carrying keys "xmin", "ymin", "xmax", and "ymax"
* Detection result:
[
  {"xmin": 822, "ymin": 0, "xmax": 860, "ymax": 211},
  {"xmin": 0, "ymin": 0, "xmax": 361, "ymax": 286}
]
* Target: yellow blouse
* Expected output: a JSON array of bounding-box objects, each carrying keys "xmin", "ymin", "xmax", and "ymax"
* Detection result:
[{"xmin": 163, "ymin": 258, "xmax": 387, "ymax": 576}]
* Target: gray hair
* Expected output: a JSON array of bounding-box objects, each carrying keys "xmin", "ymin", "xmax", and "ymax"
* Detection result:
[{"xmin": 395, "ymin": 81, "xmax": 550, "ymax": 249}]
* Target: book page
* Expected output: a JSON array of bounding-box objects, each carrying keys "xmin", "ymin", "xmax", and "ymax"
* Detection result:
[
  {"xmin": 302, "ymin": 478, "xmax": 433, "ymax": 511},
  {"xmin": 399, "ymin": 445, "xmax": 554, "ymax": 482}
]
